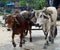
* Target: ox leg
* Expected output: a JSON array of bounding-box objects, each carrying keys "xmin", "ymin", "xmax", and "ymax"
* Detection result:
[
  {"xmin": 19, "ymin": 33, "xmax": 23, "ymax": 47},
  {"xmin": 43, "ymin": 32, "xmax": 49, "ymax": 49},
  {"xmin": 43, "ymin": 24, "xmax": 48, "ymax": 39},
  {"xmin": 51, "ymin": 25, "xmax": 55, "ymax": 44},
  {"xmin": 49, "ymin": 26, "xmax": 53, "ymax": 42},
  {"xmin": 45, "ymin": 32, "xmax": 49, "ymax": 45},
  {"xmin": 43, "ymin": 31, "xmax": 51, "ymax": 49},
  {"xmin": 22, "ymin": 32, "xmax": 26, "ymax": 44},
  {"xmin": 29, "ymin": 27, "xmax": 32, "ymax": 42},
  {"xmin": 12, "ymin": 33, "xmax": 16, "ymax": 47},
  {"xmin": 54, "ymin": 26, "xmax": 57, "ymax": 38},
  {"xmin": 44, "ymin": 31, "xmax": 48, "ymax": 39}
]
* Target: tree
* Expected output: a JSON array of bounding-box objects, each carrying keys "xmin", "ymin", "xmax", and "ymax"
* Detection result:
[
  {"xmin": 0, "ymin": 0, "xmax": 11, "ymax": 4},
  {"xmin": 19, "ymin": 0, "xmax": 47, "ymax": 9},
  {"xmin": 0, "ymin": 0, "xmax": 47, "ymax": 9}
]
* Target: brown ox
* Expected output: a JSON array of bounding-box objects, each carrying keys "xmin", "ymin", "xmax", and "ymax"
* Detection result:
[{"xmin": 5, "ymin": 14, "xmax": 32, "ymax": 47}]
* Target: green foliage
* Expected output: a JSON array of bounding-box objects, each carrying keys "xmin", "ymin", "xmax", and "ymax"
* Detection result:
[
  {"xmin": 0, "ymin": 0, "xmax": 6, "ymax": 4},
  {"xmin": 19, "ymin": 0, "xmax": 47, "ymax": 9},
  {"xmin": 0, "ymin": 0, "xmax": 47, "ymax": 9},
  {"xmin": 0, "ymin": 0, "xmax": 11, "ymax": 4}
]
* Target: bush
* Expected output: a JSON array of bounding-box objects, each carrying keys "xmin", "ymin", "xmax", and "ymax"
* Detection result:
[{"xmin": 19, "ymin": 0, "xmax": 47, "ymax": 9}]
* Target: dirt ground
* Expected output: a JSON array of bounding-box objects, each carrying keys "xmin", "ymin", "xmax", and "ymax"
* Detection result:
[{"xmin": 0, "ymin": 24, "xmax": 60, "ymax": 50}]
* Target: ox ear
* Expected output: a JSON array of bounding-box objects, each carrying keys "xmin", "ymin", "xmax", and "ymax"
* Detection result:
[
  {"xmin": 47, "ymin": 10, "xmax": 53, "ymax": 14},
  {"xmin": 42, "ymin": 7, "xmax": 47, "ymax": 12},
  {"xmin": 36, "ymin": 12, "xmax": 39, "ymax": 17},
  {"xmin": 42, "ymin": 7, "xmax": 53, "ymax": 14}
]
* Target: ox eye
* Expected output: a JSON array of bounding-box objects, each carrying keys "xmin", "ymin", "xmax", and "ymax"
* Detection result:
[
  {"xmin": 43, "ymin": 15, "xmax": 48, "ymax": 19},
  {"xmin": 40, "ymin": 15, "xmax": 42, "ymax": 18}
]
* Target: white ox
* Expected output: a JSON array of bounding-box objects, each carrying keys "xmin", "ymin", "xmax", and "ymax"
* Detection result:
[{"xmin": 36, "ymin": 7, "xmax": 57, "ymax": 48}]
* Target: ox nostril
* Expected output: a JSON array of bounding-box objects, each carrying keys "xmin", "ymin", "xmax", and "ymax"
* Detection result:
[
  {"xmin": 37, "ymin": 23, "xmax": 39, "ymax": 26},
  {"xmin": 35, "ymin": 23, "xmax": 39, "ymax": 27},
  {"xmin": 7, "ymin": 29, "xmax": 11, "ymax": 31}
]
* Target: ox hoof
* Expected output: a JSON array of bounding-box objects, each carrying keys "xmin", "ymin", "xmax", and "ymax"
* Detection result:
[
  {"xmin": 19, "ymin": 44, "xmax": 22, "ymax": 47},
  {"xmin": 30, "ymin": 38, "xmax": 32, "ymax": 42},
  {"xmin": 45, "ymin": 37, "xmax": 47, "ymax": 39},
  {"xmin": 51, "ymin": 39, "xmax": 54, "ymax": 44},
  {"xmin": 43, "ymin": 46, "xmax": 47, "ymax": 49},
  {"xmin": 45, "ymin": 42, "xmax": 49, "ymax": 46},
  {"xmin": 12, "ymin": 42, "xmax": 16, "ymax": 47},
  {"xmin": 47, "ymin": 41, "xmax": 49, "ymax": 46},
  {"xmin": 13, "ymin": 44, "xmax": 16, "ymax": 47}
]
